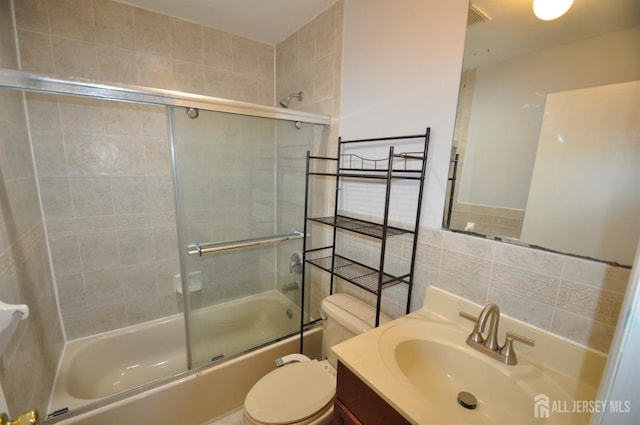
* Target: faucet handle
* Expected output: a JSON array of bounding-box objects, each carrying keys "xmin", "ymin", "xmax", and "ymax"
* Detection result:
[
  {"xmin": 506, "ymin": 331, "xmax": 535, "ymax": 347},
  {"xmin": 459, "ymin": 311, "xmax": 477, "ymax": 322},
  {"xmin": 500, "ymin": 331, "xmax": 535, "ymax": 365}
]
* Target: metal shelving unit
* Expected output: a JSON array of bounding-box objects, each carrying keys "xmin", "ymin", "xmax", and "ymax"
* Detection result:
[{"xmin": 302, "ymin": 128, "xmax": 430, "ymax": 326}]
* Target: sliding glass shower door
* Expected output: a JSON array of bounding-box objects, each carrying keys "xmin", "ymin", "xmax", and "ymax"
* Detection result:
[{"xmin": 170, "ymin": 106, "xmax": 315, "ymax": 367}]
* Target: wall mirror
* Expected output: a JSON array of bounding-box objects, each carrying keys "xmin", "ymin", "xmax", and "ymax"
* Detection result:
[{"xmin": 446, "ymin": 0, "xmax": 640, "ymax": 266}]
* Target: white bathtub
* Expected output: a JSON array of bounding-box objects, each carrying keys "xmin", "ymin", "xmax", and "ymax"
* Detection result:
[{"xmin": 48, "ymin": 291, "xmax": 321, "ymax": 423}]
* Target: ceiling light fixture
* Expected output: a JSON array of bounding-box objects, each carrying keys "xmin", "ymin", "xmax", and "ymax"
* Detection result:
[{"xmin": 533, "ymin": 0, "xmax": 574, "ymax": 21}]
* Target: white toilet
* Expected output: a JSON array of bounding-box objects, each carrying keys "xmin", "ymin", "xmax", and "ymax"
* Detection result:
[{"xmin": 242, "ymin": 293, "xmax": 389, "ymax": 425}]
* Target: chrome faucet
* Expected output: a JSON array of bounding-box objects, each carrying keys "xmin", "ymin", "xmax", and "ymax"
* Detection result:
[
  {"xmin": 476, "ymin": 303, "xmax": 501, "ymax": 351},
  {"xmin": 460, "ymin": 304, "xmax": 535, "ymax": 365},
  {"xmin": 289, "ymin": 251, "xmax": 303, "ymax": 274},
  {"xmin": 281, "ymin": 281, "xmax": 300, "ymax": 294}
]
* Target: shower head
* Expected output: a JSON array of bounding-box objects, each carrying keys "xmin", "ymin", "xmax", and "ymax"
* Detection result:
[{"xmin": 279, "ymin": 91, "xmax": 303, "ymax": 108}]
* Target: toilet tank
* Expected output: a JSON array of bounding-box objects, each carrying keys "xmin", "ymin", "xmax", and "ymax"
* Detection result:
[{"xmin": 320, "ymin": 294, "xmax": 390, "ymax": 366}]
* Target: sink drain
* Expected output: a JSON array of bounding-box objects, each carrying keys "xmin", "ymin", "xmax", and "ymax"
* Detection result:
[{"xmin": 457, "ymin": 391, "xmax": 477, "ymax": 410}]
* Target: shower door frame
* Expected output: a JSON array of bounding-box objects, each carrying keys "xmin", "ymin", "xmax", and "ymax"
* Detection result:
[
  {"xmin": 0, "ymin": 67, "xmax": 330, "ymax": 368},
  {"xmin": 0, "ymin": 69, "xmax": 329, "ymax": 124}
]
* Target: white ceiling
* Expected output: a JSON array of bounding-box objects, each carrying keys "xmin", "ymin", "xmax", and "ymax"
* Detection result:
[
  {"xmin": 117, "ymin": 0, "xmax": 639, "ymax": 62},
  {"xmin": 464, "ymin": 0, "xmax": 640, "ymax": 69},
  {"xmin": 117, "ymin": 0, "xmax": 336, "ymax": 44}
]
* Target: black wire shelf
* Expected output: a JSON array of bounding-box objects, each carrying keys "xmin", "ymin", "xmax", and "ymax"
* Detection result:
[
  {"xmin": 301, "ymin": 128, "xmax": 430, "ymax": 329},
  {"xmin": 308, "ymin": 215, "xmax": 412, "ymax": 239},
  {"xmin": 306, "ymin": 254, "xmax": 409, "ymax": 295}
]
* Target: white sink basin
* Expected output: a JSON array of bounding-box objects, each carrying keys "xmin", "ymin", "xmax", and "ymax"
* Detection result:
[{"xmin": 374, "ymin": 319, "xmax": 590, "ymax": 424}]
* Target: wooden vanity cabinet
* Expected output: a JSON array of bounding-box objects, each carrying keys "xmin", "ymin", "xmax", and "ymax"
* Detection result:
[{"xmin": 333, "ymin": 361, "xmax": 411, "ymax": 425}]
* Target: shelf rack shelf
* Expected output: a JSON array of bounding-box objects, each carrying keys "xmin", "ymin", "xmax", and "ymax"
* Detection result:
[
  {"xmin": 307, "ymin": 215, "xmax": 411, "ymax": 239},
  {"xmin": 306, "ymin": 255, "xmax": 410, "ymax": 294},
  {"xmin": 302, "ymin": 128, "xmax": 430, "ymax": 326}
]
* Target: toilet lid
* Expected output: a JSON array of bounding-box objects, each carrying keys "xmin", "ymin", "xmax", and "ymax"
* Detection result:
[{"xmin": 244, "ymin": 360, "xmax": 336, "ymax": 424}]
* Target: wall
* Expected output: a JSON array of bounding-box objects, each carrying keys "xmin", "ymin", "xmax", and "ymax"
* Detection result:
[
  {"xmin": 13, "ymin": 0, "xmax": 277, "ymax": 340},
  {"xmin": 416, "ymin": 228, "xmax": 629, "ymax": 353},
  {"xmin": 276, "ymin": 0, "xmax": 343, "ymax": 151},
  {"xmin": 340, "ymin": 0, "xmax": 468, "ymax": 228},
  {"xmin": 593, "ymin": 242, "xmax": 640, "ymax": 425},
  {"xmin": 276, "ymin": 1, "xmax": 342, "ymax": 116},
  {"xmin": 0, "ymin": 0, "xmax": 64, "ymax": 416},
  {"xmin": 336, "ymin": 0, "xmax": 632, "ymax": 354},
  {"xmin": 276, "ymin": 1, "xmax": 345, "ymax": 318},
  {"xmin": 459, "ymin": 26, "xmax": 640, "ymax": 210}
]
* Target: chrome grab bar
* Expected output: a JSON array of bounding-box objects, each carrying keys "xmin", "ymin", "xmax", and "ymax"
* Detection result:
[{"xmin": 188, "ymin": 231, "xmax": 304, "ymax": 256}]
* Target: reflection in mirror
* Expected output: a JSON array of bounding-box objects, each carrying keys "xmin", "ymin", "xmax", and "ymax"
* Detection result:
[{"xmin": 446, "ymin": 0, "xmax": 640, "ymax": 266}]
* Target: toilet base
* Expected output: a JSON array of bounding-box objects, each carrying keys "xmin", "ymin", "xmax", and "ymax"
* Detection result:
[{"xmin": 242, "ymin": 400, "xmax": 334, "ymax": 425}]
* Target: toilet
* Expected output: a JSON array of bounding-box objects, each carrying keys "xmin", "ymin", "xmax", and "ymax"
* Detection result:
[{"xmin": 242, "ymin": 293, "xmax": 389, "ymax": 425}]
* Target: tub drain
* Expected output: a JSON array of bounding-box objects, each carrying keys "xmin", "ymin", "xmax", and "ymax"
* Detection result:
[
  {"xmin": 457, "ymin": 391, "xmax": 477, "ymax": 410},
  {"xmin": 286, "ymin": 308, "xmax": 293, "ymax": 319}
]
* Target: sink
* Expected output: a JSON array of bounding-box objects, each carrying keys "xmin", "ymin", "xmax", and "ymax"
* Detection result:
[
  {"xmin": 376, "ymin": 320, "xmax": 579, "ymax": 424},
  {"xmin": 392, "ymin": 338, "xmax": 533, "ymax": 423},
  {"xmin": 331, "ymin": 288, "xmax": 604, "ymax": 425}
]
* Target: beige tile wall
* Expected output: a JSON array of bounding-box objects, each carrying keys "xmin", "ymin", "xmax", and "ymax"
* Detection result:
[
  {"xmin": 415, "ymin": 227, "xmax": 629, "ymax": 353},
  {"xmin": 0, "ymin": 0, "xmax": 64, "ymax": 416},
  {"xmin": 313, "ymin": 223, "xmax": 629, "ymax": 353},
  {"xmin": 26, "ymin": 93, "xmax": 183, "ymax": 340},
  {"xmin": 13, "ymin": 0, "xmax": 279, "ymax": 340},
  {"xmin": 276, "ymin": 0, "xmax": 343, "ymax": 152},
  {"xmin": 276, "ymin": 1, "xmax": 345, "ymax": 319},
  {"xmin": 15, "ymin": 0, "xmax": 274, "ymax": 103},
  {"xmin": 14, "ymin": 0, "xmax": 343, "ymax": 341},
  {"xmin": 449, "ymin": 203, "xmax": 525, "ymax": 239}
]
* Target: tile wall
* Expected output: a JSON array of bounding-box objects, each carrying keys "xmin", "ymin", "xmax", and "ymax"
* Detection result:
[
  {"xmin": 172, "ymin": 111, "xmax": 300, "ymax": 308},
  {"xmin": 275, "ymin": 1, "xmax": 345, "ymax": 317},
  {"xmin": 15, "ymin": 0, "xmax": 274, "ymax": 103},
  {"xmin": 13, "ymin": 0, "xmax": 345, "ymax": 340},
  {"xmin": 25, "ymin": 93, "xmax": 182, "ymax": 340},
  {"xmin": 312, "ymin": 224, "xmax": 629, "ymax": 354},
  {"xmin": 13, "ymin": 0, "xmax": 279, "ymax": 340},
  {"xmin": 276, "ymin": 0, "xmax": 343, "ymax": 151},
  {"xmin": 0, "ymin": 0, "xmax": 64, "ymax": 416},
  {"xmin": 417, "ymin": 227, "xmax": 629, "ymax": 353}
]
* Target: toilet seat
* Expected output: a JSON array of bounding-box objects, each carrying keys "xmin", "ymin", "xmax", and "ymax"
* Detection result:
[{"xmin": 243, "ymin": 360, "xmax": 336, "ymax": 425}]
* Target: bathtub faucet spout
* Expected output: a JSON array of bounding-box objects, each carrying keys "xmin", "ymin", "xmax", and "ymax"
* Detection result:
[{"xmin": 281, "ymin": 281, "xmax": 300, "ymax": 294}]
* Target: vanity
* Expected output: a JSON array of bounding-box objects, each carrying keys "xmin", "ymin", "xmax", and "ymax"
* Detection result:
[{"xmin": 331, "ymin": 287, "xmax": 607, "ymax": 424}]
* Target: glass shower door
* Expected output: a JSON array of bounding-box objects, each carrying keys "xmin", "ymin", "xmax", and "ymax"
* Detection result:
[{"xmin": 170, "ymin": 106, "xmax": 314, "ymax": 367}]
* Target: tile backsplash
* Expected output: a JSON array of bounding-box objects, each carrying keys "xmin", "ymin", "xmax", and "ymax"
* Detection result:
[
  {"xmin": 414, "ymin": 227, "xmax": 629, "ymax": 353},
  {"xmin": 309, "ymin": 221, "xmax": 629, "ymax": 354}
]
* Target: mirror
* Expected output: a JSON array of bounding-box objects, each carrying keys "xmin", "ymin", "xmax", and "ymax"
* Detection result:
[{"xmin": 446, "ymin": 0, "xmax": 640, "ymax": 266}]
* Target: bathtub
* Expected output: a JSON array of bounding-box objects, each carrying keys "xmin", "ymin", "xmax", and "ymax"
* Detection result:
[{"xmin": 48, "ymin": 291, "xmax": 322, "ymax": 424}]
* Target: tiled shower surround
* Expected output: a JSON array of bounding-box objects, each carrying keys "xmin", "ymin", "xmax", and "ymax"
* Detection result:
[
  {"xmin": 13, "ymin": 0, "xmax": 344, "ymax": 340},
  {"xmin": 0, "ymin": 0, "xmax": 64, "ymax": 415},
  {"xmin": 28, "ymin": 94, "xmax": 182, "ymax": 339}
]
